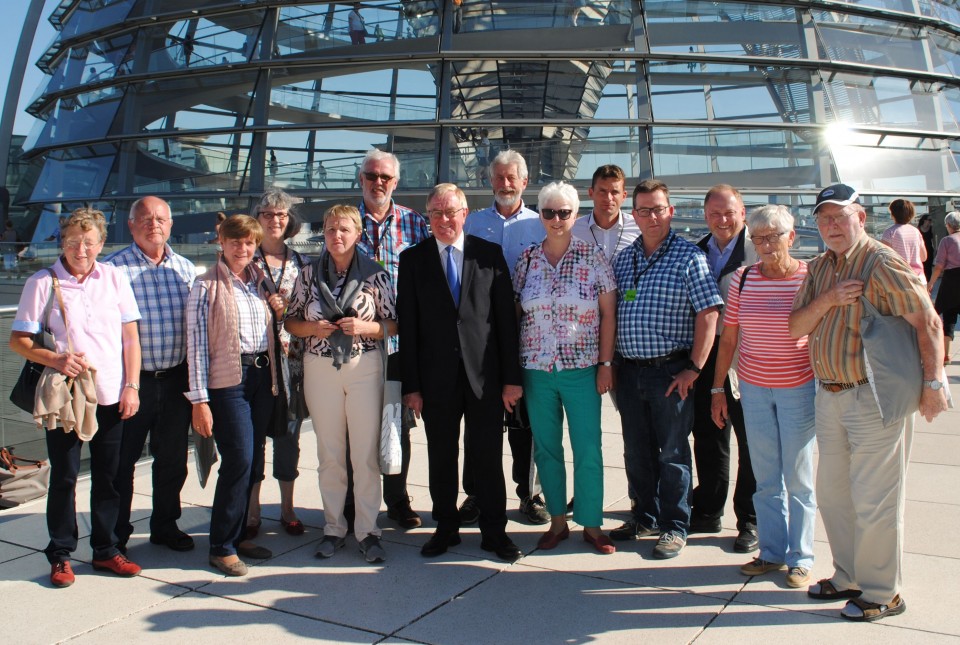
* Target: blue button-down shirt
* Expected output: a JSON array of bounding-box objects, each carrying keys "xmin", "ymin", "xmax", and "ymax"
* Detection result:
[
  {"xmin": 103, "ymin": 243, "xmax": 196, "ymax": 371},
  {"xmin": 705, "ymin": 235, "xmax": 736, "ymax": 280},
  {"xmin": 613, "ymin": 230, "xmax": 723, "ymax": 359},
  {"xmin": 463, "ymin": 200, "xmax": 544, "ymax": 277}
]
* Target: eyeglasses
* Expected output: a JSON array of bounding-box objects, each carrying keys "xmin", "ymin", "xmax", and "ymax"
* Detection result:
[
  {"xmin": 814, "ymin": 211, "xmax": 853, "ymax": 226},
  {"xmin": 63, "ymin": 239, "xmax": 101, "ymax": 250},
  {"xmin": 259, "ymin": 211, "xmax": 288, "ymax": 220},
  {"xmin": 541, "ymin": 208, "xmax": 574, "ymax": 220},
  {"xmin": 362, "ymin": 171, "xmax": 395, "ymax": 183},
  {"xmin": 632, "ymin": 205, "xmax": 670, "ymax": 218},
  {"xmin": 750, "ymin": 232, "xmax": 787, "ymax": 245},
  {"xmin": 426, "ymin": 208, "xmax": 464, "ymax": 219}
]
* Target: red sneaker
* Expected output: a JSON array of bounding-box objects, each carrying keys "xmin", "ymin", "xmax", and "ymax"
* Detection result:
[
  {"xmin": 51, "ymin": 560, "xmax": 75, "ymax": 587},
  {"xmin": 92, "ymin": 553, "xmax": 141, "ymax": 577}
]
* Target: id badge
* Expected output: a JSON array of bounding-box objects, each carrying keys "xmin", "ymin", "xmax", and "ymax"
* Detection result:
[{"xmin": 623, "ymin": 289, "xmax": 637, "ymax": 302}]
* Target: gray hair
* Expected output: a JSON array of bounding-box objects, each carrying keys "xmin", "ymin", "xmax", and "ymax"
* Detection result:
[
  {"xmin": 747, "ymin": 204, "xmax": 795, "ymax": 233},
  {"xmin": 490, "ymin": 149, "xmax": 528, "ymax": 181},
  {"xmin": 128, "ymin": 196, "xmax": 171, "ymax": 221},
  {"xmin": 253, "ymin": 188, "xmax": 301, "ymax": 239},
  {"xmin": 361, "ymin": 149, "xmax": 401, "ymax": 177},
  {"xmin": 537, "ymin": 181, "xmax": 579, "ymax": 213},
  {"xmin": 426, "ymin": 183, "xmax": 468, "ymax": 211},
  {"xmin": 946, "ymin": 211, "xmax": 960, "ymax": 232}
]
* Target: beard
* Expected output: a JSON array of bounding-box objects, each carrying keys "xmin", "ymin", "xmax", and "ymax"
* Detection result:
[{"xmin": 494, "ymin": 190, "xmax": 520, "ymax": 210}]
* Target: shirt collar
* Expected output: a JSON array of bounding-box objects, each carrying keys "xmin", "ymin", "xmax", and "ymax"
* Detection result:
[
  {"xmin": 131, "ymin": 242, "xmax": 172, "ymax": 265},
  {"xmin": 53, "ymin": 257, "xmax": 104, "ymax": 283},
  {"xmin": 588, "ymin": 210, "xmax": 624, "ymax": 231},
  {"xmin": 491, "ymin": 199, "xmax": 526, "ymax": 220},
  {"xmin": 436, "ymin": 233, "xmax": 465, "ymax": 255}
]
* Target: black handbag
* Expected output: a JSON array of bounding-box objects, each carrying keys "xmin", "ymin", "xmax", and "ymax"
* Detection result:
[{"xmin": 9, "ymin": 268, "xmax": 57, "ymax": 413}]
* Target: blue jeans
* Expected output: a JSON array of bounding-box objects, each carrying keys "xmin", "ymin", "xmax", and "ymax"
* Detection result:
[
  {"xmin": 739, "ymin": 380, "xmax": 817, "ymax": 569},
  {"xmin": 523, "ymin": 366, "xmax": 604, "ymax": 527},
  {"xmin": 207, "ymin": 363, "xmax": 273, "ymax": 557},
  {"xmin": 617, "ymin": 359, "xmax": 694, "ymax": 537}
]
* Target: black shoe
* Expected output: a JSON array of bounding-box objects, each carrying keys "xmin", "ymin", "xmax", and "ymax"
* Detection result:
[
  {"xmin": 387, "ymin": 497, "xmax": 422, "ymax": 530},
  {"xmin": 565, "ymin": 497, "xmax": 574, "ymax": 519},
  {"xmin": 609, "ymin": 519, "xmax": 658, "ymax": 541},
  {"xmin": 688, "ymin": 517, "xmax": 722, "ymax": 534},
  {"xmin": 734, "ymin": 527, "xmax": 759, "ymax": 553},
  {"xmin": 458, "ymin": 495, "xmax": 480, "ymax": 525},
  {"xmin": 480, "ymin": 535, "xmax": 522, "ymax": 562},
  {"xmin": 421, "ymin": 529, "xmax": 461, "ymax": 557},
  {"xmin": 519, "ymin": 495, "xmax": 550, "ymax": 525},
  {"xmin": 149, "ymin": 530, "xmax": 195, "ymax": 552}
]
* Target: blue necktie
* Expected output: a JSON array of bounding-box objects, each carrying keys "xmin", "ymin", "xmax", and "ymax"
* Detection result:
[{"xmin": 445, "ymin": 246, "xmax": 460, "ymax": 307}]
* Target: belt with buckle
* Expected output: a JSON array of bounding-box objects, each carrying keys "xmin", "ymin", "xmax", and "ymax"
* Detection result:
[
  {"xmin": 820, "ymin": 378, "xmax": 869, "ymax": 393},
  {"xmin": 141, "ymin": 362, "xmax": 186, "ymax": 379},
  {"xmin": 623, "ymin": 350, "xmax": 689, "ymax": 368},
  {"xmin": 241, "ymin": 352, "xmax": 270, "ymax": 368}
]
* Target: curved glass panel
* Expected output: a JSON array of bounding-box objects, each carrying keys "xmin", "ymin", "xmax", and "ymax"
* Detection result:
[
  {"xmin": 31, "ymin": 145, "xmax": 117, "ymax": 201},
  {"xmin": 131, "ymin": 133, "xmax": 252, "ymax": 195},
  {"xmin": 145, "ymin": 14, "xmax": 265, "ymax": 73},
  {"xmin": 829, "ymin": 132, "xmax": 960, "ymax": 192},
  {"xmin": 58, "ymin": 0, "xmax": 134, "ymax": 41},
  {"xmin": 269, "ymin": 67, "xmax": 437, "ymax": 125},
  {"xmin": 812, "ymin": 12, "xmax": 928, "ymax": 71},
  {"xmin": 278, "ymin": 2, "xmax": 440, "ymax": 52},
  {"xmin": 265, "ymin": 128, "xmax": 438, "ymax": 191},
  {"xmin": 43, "ymin": 33, "xmax": 134, "ymax": 97},
  {"xmin": 24, "ymin": 90, "xmax": 123, "ymax": 152}
]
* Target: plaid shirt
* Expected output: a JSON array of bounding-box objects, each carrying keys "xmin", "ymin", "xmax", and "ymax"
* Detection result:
[
  {"xmin": 103, "ymin": 243, "xmax": 196, "ymax": 371},
  {"xmin": 356, "ymin": 199, "xmax": 428, "ymax": 352},
  {"xmin": 185, "ymin": 268, "xmax": 270, "ymax": 403},
  {"xmin": 613, "ymin": 230, "xmax": 723, "ymax": 359}
]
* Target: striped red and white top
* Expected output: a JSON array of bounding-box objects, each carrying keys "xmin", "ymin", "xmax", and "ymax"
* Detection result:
[{"xmin": 724, "ymin": 261, "xmax": 813, "ymax": 388}]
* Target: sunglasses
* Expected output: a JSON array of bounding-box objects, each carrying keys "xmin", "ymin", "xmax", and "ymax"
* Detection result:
[
  {"xmin": 541, "ymin": 208, "xmax": 574, "ymax": 220},
  {"xmin": 362, "ymin": 171, "xmax": 395, "ymax": 183}
]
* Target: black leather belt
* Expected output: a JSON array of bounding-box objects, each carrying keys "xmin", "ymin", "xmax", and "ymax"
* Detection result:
[
  {"xmin": 622, "ymin": 350, "xmax": 689, "ymax": 368},
  {"xmin": 820, "ymin": 378, "xmax": 869, "ymax": 393},
  {"xmin": 241, "ymin": 352, "xmax": 270, "ymax": 368},
  {"xmin": 141, "ymin": 362, "xmax": 186, "ymax": 379}
]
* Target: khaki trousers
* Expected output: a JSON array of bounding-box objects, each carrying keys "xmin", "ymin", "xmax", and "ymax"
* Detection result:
[
  {"xmin": 814, "ymin": 384, "xmax": 912, "ymax": 604},
  {"xmin": 304, "ymin": 350, "xmax": 383, "ymax": 542}
]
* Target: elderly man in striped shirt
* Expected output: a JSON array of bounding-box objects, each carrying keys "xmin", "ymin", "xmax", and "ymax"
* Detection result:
[
  {"xmin": 789, "ymin": 183, "xmax": 947, "ymax": 623},
  {"xmin": 106, "ymin": 196, "xmax": 197, "ymax": 553}
]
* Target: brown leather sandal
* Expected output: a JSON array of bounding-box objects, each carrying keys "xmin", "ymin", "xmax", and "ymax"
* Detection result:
[
  {"xmin": 841, "ymin": 595, "xmax": 906, "ymax": 622},
  {"xmin": 807, "ymin": 578, "xmax": 863, "ymax": 600}
]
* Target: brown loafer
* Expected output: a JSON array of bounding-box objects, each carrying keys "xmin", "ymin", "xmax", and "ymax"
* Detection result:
[
  {"xmin": 536, "ymin": 525, "xmax": 570, "ymax": 550},
  {"xmin": 209, "ymin": 556, "xmax": 248, "ymax": 577}
]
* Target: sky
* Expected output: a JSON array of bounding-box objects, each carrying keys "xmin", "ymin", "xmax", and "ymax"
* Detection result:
[{"xmin": 1, "ymin": 0, "xmax": 59, "ymax": 136}]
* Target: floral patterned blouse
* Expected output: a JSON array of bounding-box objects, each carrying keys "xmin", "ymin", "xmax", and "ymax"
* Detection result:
[
  {"xmin": 513, "ymin": 238, "xmax": 616, "ymax": 371},
  {"xmin": 287, "ymin": 261, "xmax": 396, "ymax": 359}
]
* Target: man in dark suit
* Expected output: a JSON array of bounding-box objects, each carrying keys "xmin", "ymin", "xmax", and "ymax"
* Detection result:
[
  {"xmin": 397, "ymin": 183, "xmax": 524, "ymax": 562},
  {"xmin": 691, "ymin": 184, "xmax": 758, "ymax": 552}
]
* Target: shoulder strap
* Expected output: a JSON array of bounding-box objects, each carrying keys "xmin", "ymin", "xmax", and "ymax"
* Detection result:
[
  {"xmin": 48, "ymin": 271, "xmax": 74, "ymax": 354},
  {"xmin": 737, "ymin": 264, "xmax": 752, "ymax": 294}
]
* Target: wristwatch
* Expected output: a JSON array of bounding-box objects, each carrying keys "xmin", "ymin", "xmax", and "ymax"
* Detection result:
[
  {"xmin": 125, "ymin": 382, "xmax": 141, "ymax": 391},
  {"xmin": 923, "ymin": 379, "xmax": 943, "ymax": 391},
  {"xmin": 597, "ymin": 361, "xmax": 613, "ymax": 367},
  {"xmin": 686, "ymin": 361, "xmax": 702, "ymax": 375}
]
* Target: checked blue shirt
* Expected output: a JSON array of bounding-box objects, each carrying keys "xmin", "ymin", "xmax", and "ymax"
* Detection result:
[
  {"xmin": 613, "ymin": 230, "xmax": 723, "ymax": 360},
  {"xmin": 103, "ymin": 243, "xmax": 197, "ymax": 371}
]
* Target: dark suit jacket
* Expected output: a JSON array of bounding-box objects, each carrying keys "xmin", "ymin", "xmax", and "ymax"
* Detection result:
[{"xmin": 397, "ymin": 234, "xmax": 521, "ymax": 402}]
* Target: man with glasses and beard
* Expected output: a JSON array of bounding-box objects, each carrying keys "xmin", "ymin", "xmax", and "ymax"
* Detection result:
[{"xmin": 462, "ymin": 149, "xmax": 548, "ymax": 526}]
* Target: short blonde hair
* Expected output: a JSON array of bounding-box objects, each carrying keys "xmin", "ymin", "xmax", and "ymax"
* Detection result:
[
  {"xmin": 323, "ymin": 204, "xmax": 362, "ymax": 232},
  {"xmin": 63, "ymin": 208, "xmax": 107, "ymax": 242},
  {"xmin": 219, "ymin": 214, "xmax": 263, "ymax": 245}
]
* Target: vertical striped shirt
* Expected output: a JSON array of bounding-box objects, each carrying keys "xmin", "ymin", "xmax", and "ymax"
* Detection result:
[
  {"xmin": 185, "ymin": 270, "xmax": 270, "ymax": 403},
  {"xmin": 103, "ymin": 243, "xmax": 196, "ymax": 371},
  {"xmin": 792, "ymin": 235, "xmax": 929, "ymax": 383},
  {"xmin": 724, "ymin": 261, "xmax": 812, "ymax": 388}
]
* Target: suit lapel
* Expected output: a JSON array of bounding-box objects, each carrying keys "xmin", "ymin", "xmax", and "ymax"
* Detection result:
[{"xmin": 460, "ymin": 236, "xmax": 476, "ymax": 308}]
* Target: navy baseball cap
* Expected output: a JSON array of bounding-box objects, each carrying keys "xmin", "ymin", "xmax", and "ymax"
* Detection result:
[{"xmin": 813, "ymin": 184, "xmax": 860, "ymax": 214}]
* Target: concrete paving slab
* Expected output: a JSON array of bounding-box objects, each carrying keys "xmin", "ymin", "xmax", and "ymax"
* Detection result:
[
  {"xmin": 397, "ymin": 564, "xmax": 729, "ymax": 645},
  {"xmin": 0, "ymin": 539, "xmax": 34, "ymax": 563},
  {"xmin": 67, "ymin": 591, "xmax": 383, "ymax": 644}
]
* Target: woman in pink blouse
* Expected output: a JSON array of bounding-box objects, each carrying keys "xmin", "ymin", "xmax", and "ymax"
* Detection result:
[
  {"xmin": 881, "ymin": 199, "xmax": 927, "ymax": 283},
  {"xmin": 514, "ymin": 181, "xmax": 617, "ymax": 554}
]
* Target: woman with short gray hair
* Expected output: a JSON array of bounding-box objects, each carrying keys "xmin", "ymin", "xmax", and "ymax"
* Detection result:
[
  {"xmin": 929, "ymin": 211, "xmax": 960, "ymax": 363},
  {"xmin": 711, "ymin": 203, "xmax": 817, "ymax": 589},
  {"xmin": 246, "ymin": 188, "xmax": 310, "ymax": 538}
]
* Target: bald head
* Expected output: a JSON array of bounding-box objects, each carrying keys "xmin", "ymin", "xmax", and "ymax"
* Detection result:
[{"xmin": 128, "ymin": 196, "xmax": 173, "ymax": 261}]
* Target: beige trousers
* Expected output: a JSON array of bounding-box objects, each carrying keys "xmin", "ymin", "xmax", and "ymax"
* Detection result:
[
  {"xmin": 304, "ymin": 350, "xmax": 383, "ymax": 542},
  {"xmin": 814, "ymin": 384, "xmax": 912, "ymax": 604}
]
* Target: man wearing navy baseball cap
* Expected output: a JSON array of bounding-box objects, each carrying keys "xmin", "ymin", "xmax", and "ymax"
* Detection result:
[{"xmin": 789, "ymin": 183, "xmax": 947, "ymax": 622}]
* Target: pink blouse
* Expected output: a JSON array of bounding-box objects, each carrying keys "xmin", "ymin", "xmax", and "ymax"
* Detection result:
[
  {"xmin": 881, "ymin": 223, "xmax": 926, "ymax": 283},
  {"xmin": 13, "ymin": 259, "xmax": 141, "ymax": 405}
]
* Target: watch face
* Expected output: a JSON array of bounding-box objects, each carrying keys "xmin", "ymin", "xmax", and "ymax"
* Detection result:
[{"xmin": 925, "ymin": 379, "xmax": 943, "ymax": 391}]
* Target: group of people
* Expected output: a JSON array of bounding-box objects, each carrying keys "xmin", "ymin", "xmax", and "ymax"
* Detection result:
[{"xmin": 10, "ymin": 148, "xmax": 953, "ymax": 625}]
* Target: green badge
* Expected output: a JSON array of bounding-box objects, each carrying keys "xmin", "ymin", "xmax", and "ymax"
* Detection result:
[{"xmin": 624, "ymin": 289, "xmax": 637, "ymax": 302}]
